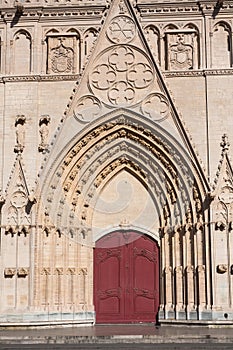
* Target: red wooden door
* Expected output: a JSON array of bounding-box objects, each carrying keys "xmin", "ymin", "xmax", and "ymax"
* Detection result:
[{"xmin": 94, "ymin": 231, "xmax": 159, "ymax": 323}]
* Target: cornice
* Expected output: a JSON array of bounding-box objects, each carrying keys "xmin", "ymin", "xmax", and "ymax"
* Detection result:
[
  {"xmin": 137, "ymin": 0, "xmax": 233, "ymax": 16},
  {"xmin": 1, "ymin": 1, "xmax": 233, "ymax": 22},
  {"xmin": 197, "ymin": 0, "xmax": 233, "ymax": 15},
  {"xmin": 0, "ymin": 5, "xmax": 106, "ymax": 23},
  {"xmin": 0, "ymin": 0, "xmax": 106, "ymax": 8},
  {"xmin": 164, "ymin": 68, "xmax": 233, "ymax": 77},
  {"xmin": 205, "ymin": 69, "xmax": 233, "ymax": 75},
  {"xmin": 0, "ymin": 74, "xmax": 79, "ymax": 83},
  {"xmin": 1, "ymin": 69, "xmax": 233, "ymax": 82},
  {"xmin": 137, "ymin": 1, "xmax": 201, "ymax": 16}
]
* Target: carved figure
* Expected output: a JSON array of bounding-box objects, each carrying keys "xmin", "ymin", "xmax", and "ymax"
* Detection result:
[
  {"xmin": 38, "ymin": 115, "xmax": 50, "ymax": 152},
  {"xmin": 39, "ymin": 124, "xmax": 49, "ymax": 146},
  {"xmin": 84, "ymin": 30, "xmax": 97, "ymax": 57},
  {"xmin": 14, "ymin": 116, "xmax": 26, "ymax": 153},
  {"xmin": 16, "ymin": 124, "xmax": 25, "ymax": 147}
]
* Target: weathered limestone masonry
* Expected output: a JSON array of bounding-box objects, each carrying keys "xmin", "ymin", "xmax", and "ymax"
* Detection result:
[{"xmin": 0, "ymin": 0, "xmax": 232, "ymax": 325}]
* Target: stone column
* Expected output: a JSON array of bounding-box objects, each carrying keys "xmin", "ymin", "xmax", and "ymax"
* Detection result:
[
  {"xmin": 195, "ymin": 222, "xmax": 206, "ymax": 312},
  {"xmin": 164, "ymin": 266, "xmax": 173, "ymax": 318},
  {"xmin": 184, "ymin": 224, "xmax": 196, "ymax": 317},
  {"xmin": 159, "ymin": 232, "xmax": 165, "ymax": 316},
  {"xmin": 163, "ymin": 226, "xmax": 175, "ymax": 319},
  {"xmin": 197, "ymin": 265, "xmax": 206, "ymax": 312},
  {"xmin": 186, "ymin": 265, "xmax": 195, "ymax": 318},
  {"xmin": 174, "ymin": 225, "xmax": 184, "ymax": 317},
  {"xmin": 160, "ymin": 34, "xmax": 165, "ymax": 70}
]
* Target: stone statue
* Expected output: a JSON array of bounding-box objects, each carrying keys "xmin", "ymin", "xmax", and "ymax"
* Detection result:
[
  {"xmin": 39, "ymin": 123, "xmax": 49, "ymax": 146},
  {"xmin": 38, "ymin": 115, "xmax": 50, "ymax": 152},
  {"xmin": 14, "ymin": 115, "xmax": 26, "ymax": 153}
]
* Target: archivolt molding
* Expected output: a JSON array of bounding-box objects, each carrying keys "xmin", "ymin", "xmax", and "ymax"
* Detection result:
[
  {"xmin": 72, "ymin": 142, "xmax": 193, "ymax": 230},
  {"xmin": 37, "ymin": 111, "xmax": 207, "ymax": 242}
]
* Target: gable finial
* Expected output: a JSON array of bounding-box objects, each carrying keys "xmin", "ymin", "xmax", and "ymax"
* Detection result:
[
  {"xmin": 119, "ymin": 0, "xmax": 126, "ymax": 13},
  {"xmin": 220, "ymin": 133, "xmax": 230, "ymax": 154}
]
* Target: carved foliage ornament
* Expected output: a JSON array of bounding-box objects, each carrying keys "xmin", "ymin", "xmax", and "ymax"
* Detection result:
[
  {"xmin": 217, "ymin": 264, "xmax": 228, "ymax": 274},
  {"xmin": 4, "ymin": 268, "xmax": 29, "ymax": 278},
  {"xmin": 4, "ymin": 268, "xmax": 16, "ymax": 278},
  {"xmin": 17, "ymin": 267, "xmax": 29, "ymax": 277}
]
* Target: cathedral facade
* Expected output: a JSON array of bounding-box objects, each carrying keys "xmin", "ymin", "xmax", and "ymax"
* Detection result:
[{"xmin": 0, "ymin": 0, "xmax": 233, "ymax": 325}]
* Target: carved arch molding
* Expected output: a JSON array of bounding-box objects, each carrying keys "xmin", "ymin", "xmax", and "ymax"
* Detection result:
[
  {"xmin": 35, "ymin": 110, "xmax": 210, "ymax": 316},
  {"xmin": 37, "ymin": 110, "xmax": 207, "ymax": 241}
]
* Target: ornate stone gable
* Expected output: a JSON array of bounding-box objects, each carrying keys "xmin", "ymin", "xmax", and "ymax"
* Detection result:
[
  {"xmin": 212, "ymin": 134, "xmax": 233, "ymax": 213},
  {"xmin": 64, "ymin": 0, "xmax": 175, "ymax": 127},
  {"xmin": 36, "ymin": 0, "xmax": 209, "ymax": 287},
  {"xmin": 3, "ymin": 155, "xmax": 33, "ymax": 231},
  {"xmin": 211, "ymin": 135, "xmax": 233, "ymax": 312}
]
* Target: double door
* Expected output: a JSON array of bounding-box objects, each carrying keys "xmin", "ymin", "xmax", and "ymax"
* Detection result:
[{"xmin": 94, "ymin": 231, "xmax": 159, "ymax": 323}]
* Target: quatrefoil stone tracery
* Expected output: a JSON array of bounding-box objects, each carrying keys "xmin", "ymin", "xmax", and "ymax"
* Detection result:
[
  {"xmin": 108, "ymin": 81, "xmax": 135, "ymax": 105},
  {"xmin": 89, "ymin": 45, "xmax": 154, "ymax": 107},
  {"xmin": 141, "ymin": 93, "xmax": 169, "ymax": 121},
  {"xmin": 91, "ymin": 64, "xmax": 116, "ymax": 90},
  {"xmin": 73, "ymin": 95, "xmax": 101, "ymax": 123},
  {"xmin": 127, "ymin": 63, "xmax": 153, "ymax": 89}
]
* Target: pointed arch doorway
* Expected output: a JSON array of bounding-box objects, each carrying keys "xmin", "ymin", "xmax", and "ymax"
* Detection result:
[{"xmin": 94, "ymin": 231, "xmax": 159, "ymax": 323}]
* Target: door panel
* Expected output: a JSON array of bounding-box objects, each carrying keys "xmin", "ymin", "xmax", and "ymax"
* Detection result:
[
  {"xmin": 94, "ymin": 231, "xmax": 159, "ymax": 323},
  {"xmin": 130, "ymin": 235, "xmax": 159, "ymax": 321},
  {"xmin": 95, "ymin": 245, "xmax": 124, "ymax": 321}
]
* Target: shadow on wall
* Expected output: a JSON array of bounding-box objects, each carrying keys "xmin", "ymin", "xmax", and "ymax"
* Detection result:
[{"xmin": 11, "ymin": 4, "xmax": 24, "ymax": 28}]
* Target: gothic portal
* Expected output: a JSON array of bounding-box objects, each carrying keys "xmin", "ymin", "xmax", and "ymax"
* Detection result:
[{"xmin": 0, "ymin": 0, "xmax": 233, "ymax": 326}]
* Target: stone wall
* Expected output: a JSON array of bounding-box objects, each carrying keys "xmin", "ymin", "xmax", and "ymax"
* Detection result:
[{"xmin": 0, "ymin": 0, "xmax": 232, "ymax": 325}]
